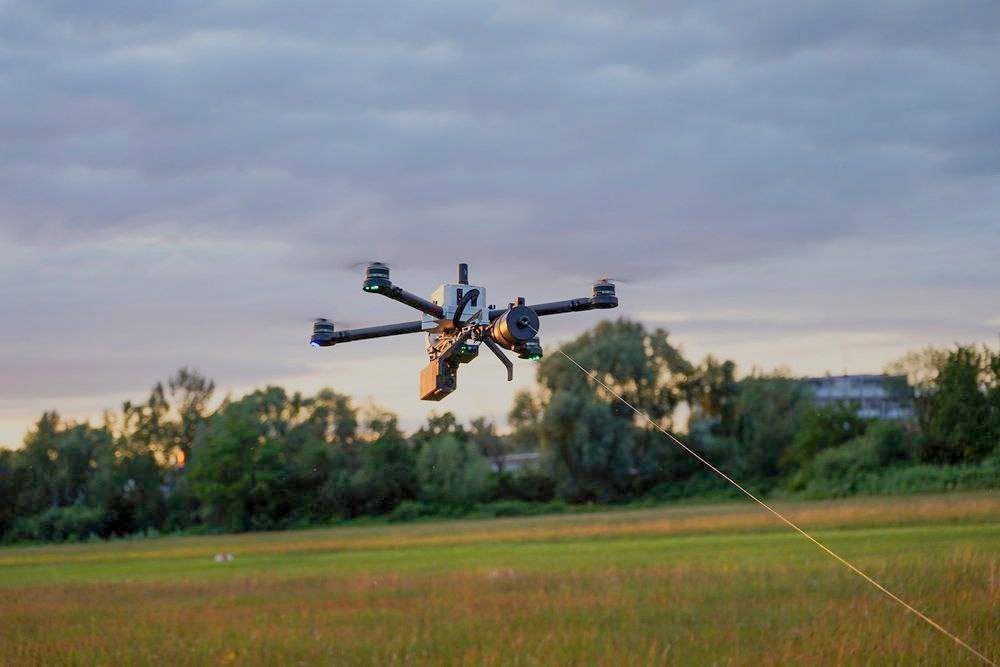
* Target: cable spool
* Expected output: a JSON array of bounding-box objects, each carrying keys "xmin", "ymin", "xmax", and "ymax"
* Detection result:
[{"xmin": 490, "ymin": 306, "xmax": 539, "ymax": 349}]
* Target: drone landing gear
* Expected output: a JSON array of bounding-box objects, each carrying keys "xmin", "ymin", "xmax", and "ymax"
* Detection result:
[{"xmin": 482, "ymin": 336, "xmax": 513, "ymax": 381}]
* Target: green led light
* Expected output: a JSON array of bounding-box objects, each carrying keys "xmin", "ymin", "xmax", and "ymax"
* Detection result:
[{"xmin": 529, "ymin": 355, "xmax": 541, "ymax": 361}]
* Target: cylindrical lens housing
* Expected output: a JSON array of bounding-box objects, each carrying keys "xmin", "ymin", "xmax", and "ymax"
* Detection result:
[{"xmin": 491, "ymin": 305, "xmax": 539, "ymax": 349}]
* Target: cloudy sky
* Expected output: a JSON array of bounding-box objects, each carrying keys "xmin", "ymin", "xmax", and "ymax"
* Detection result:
[{"xmin": 1, "ymin": 1, "xmax": 998, "ymax": 446}]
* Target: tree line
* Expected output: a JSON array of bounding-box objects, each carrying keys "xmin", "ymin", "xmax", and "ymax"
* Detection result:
[{"xmin": 1, "ymin": 320, "xmax": 997, "ymax": 542}]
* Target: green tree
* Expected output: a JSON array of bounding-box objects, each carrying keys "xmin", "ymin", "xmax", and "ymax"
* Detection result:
[
  {"xmin": 0, "ymin": 449, "xmax": 21, "ymax": 538},
  {"xmin": 792, "ymin": 420, "xmax": 914, "ymax": 493},
  {"xmin": 541, "ymin": 390, "xmax": 634, "ymax": 501},
  {"xmin": 865, "ymin": 420, "xmax": 915, "ymax": 466},
  {"xmin": 469, "ymin": 417, "xmax": 507, "ymax": 471},
  {"xmin": 507, "ymin": 390, "xmax": 542, "ymax": 452},
  {"xmin": 303, "ymin": 389, "xmax": 358, "ymax": 446},
  {"xmin": 94, "ymin": 430, "xmax": 164, "ymax": 535},
  {"xmin": 411, "ymin": 412, "xmax": 468, "ymax": 452},
  {"xmin": 15, "ymin": 412, "xmax": 62, "ymax": 513},
  {"xmin": 802, "ymin": 421, "xmax": 916, "ymax": 496},
  {"xmin": 417, "ymin": 435, "xmax": 491, "ymax": 508},
  {"xmin": 301, "ymin": 390, "xmax": 364, "ymax": 520},
  {"xmin": 19, "ymin": 420, "xmax": 115, "ymax": 515},
  {"xmin": 687, "ymin": 355, "xmax": 739, "ymax": 437},
  {"xmin": 167, "ymin": 367, "xmax": 215, "ymax": 461},
  {"xmin": 732, "ymin": 373, "xmax": 812, "ymax": 483},
  {"xmin": 788, "ymin": 402, "xmax": 869, "ymax": 468},
  {"xmin": 917, "ymin": 345, "xmax": 998, "ymax": 463},
  {"xmin": 188, "ymin": 388, "xmax": 298, "ymax": 531},
  {"xmin": 7, "ymin": 414, "xmax": 160, "ymax": 540},
  {"xmin": 533, "ymin": 319, "xmax": 694, "ymax": 499},
  {"xmin": 122, "ymin": 382, "xmax": 172, "ymax": 462},
  {"xmin": 354, "ymin": 411, "xmax": 417, "ymax": 515},
  {"xmin": 229, "ymin": 388, "xmax": 386, "ymax": 524},
  {"xmin": 886, "ymin": 347, "xmax": 949, "ymax": 396}
]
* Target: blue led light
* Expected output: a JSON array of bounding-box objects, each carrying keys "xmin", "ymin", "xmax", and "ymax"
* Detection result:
[{"xmin": 310, "ymin": 341, "xmax": 321, "ymax": 348}]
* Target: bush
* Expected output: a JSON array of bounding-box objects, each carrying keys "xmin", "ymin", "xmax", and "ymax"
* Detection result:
[
  {"xmin": 10, "ymin": 505, "xmax": 106, "ymax": 543},
  {"xmin": 387, "ymin": 499, "xmax": 569, "ymax": 523},
  {"xmin": 811, "ymin": 439, "xmax": 878, "ymax": 490},
  {"xmin": 867, "ymin": 421, "xmax": 915, "ymax": 466},
  {"xmin": 473, "ymin": 500, "xmax": 568, "ymax": 518},
  {"xmin": 860, "ymin": 461, "xmax": 999, "ymax": 495},
  {"xmin": 387, "ymin": 500, "xmax": 439, "ymax": 522},
  {"xmin": 788, "ymin": 402, "xmax": 868, "ymax": 468},
  {"xmin": 491, "ymin": 470, "xmax": 556, "ymax": 503},
  {"xmin": 802, "ymin": 449, "xmax": 999, "ymax": 499},
  {"xmin": 796, "ymin": 421, "xmax": 918, "ymax": 497},
  {"xmin": 646, "ymin": 473, "xmax": 744, "ymax": 502}
]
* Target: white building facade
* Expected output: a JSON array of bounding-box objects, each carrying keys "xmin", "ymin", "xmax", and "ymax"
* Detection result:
[{"xmin": 803, "ymin": 374, "xmax": 912, "ymax": 420}]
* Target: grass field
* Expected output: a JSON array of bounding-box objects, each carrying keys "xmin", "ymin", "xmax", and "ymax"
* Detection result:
[{"xmin": 1, "ymin": 493, "xmax": 997, "ymax": 665}]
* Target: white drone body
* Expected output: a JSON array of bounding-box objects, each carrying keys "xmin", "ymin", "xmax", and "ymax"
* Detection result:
[{"xmin": 424, "ymin": 282, "xmax": 490, "ymax": 348}]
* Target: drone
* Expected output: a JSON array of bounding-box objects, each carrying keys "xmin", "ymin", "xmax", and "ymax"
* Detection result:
[{"xmin": 310, "ymin": 262, "xmax": 619, "ymax": 401}]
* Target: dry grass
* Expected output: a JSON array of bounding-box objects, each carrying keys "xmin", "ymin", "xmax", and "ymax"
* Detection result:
[{"xmin": 1, "ymin": 493, "xmax": 997, "ymax": 665}]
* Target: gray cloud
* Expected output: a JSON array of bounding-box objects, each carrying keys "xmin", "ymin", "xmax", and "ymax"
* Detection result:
[
  {"xmin": 3, "ymin": 1, "xmax": 998, "ymax": 259},
  {"xmin": 1, "ymin": 0, "xmax": 999, "ymax": 444}
]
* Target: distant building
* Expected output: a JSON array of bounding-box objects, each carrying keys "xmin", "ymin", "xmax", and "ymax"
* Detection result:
[
  {"xmin": 490, "ymin": 451, "xmax": 540, "ymax": 473},
  {"xmin": 803, "ymin": 374, "xmax": 912, "ymax": 420}
]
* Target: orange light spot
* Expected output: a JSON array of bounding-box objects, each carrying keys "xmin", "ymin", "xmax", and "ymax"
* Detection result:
[{"xmin": 177, "ymin": 449, "xmax": 186, "ymax": 468}]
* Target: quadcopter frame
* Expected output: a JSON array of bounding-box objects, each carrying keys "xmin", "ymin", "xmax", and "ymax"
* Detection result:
[{"xmin": 311, "ymin": 262, "xmax": 618, "ymax": 400}]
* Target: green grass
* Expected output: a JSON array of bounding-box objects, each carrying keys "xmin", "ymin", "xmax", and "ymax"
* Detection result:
[{"xmin": 1, "ymin": 493, "xmax": 997, "ymax": 665}]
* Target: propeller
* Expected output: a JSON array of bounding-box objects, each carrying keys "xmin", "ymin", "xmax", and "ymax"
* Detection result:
[
  {"xmin": 300, "ymin": 315, "xmax": 365, "ymax": 330},
  {"xmin": 341, "ymin": 259, "xmax": 395, "ymax": 272},
  {"xmin": 595, "ymin": 275, "xmax": 635, "ymax": 285}
]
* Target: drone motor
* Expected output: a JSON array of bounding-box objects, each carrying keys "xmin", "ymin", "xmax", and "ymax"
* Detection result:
[
  {"xmin": 362, "ymin": 262, "xmax": 391, "ymax": 292},
  {"xmin": 310, "ymin": 319, "xmax": 335, "ymax": 347}
]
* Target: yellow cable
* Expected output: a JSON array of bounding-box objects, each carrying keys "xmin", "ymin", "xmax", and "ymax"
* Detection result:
[{"xmin": 545, "ymin": 343, "xmax": 995, "ymax": 666}]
